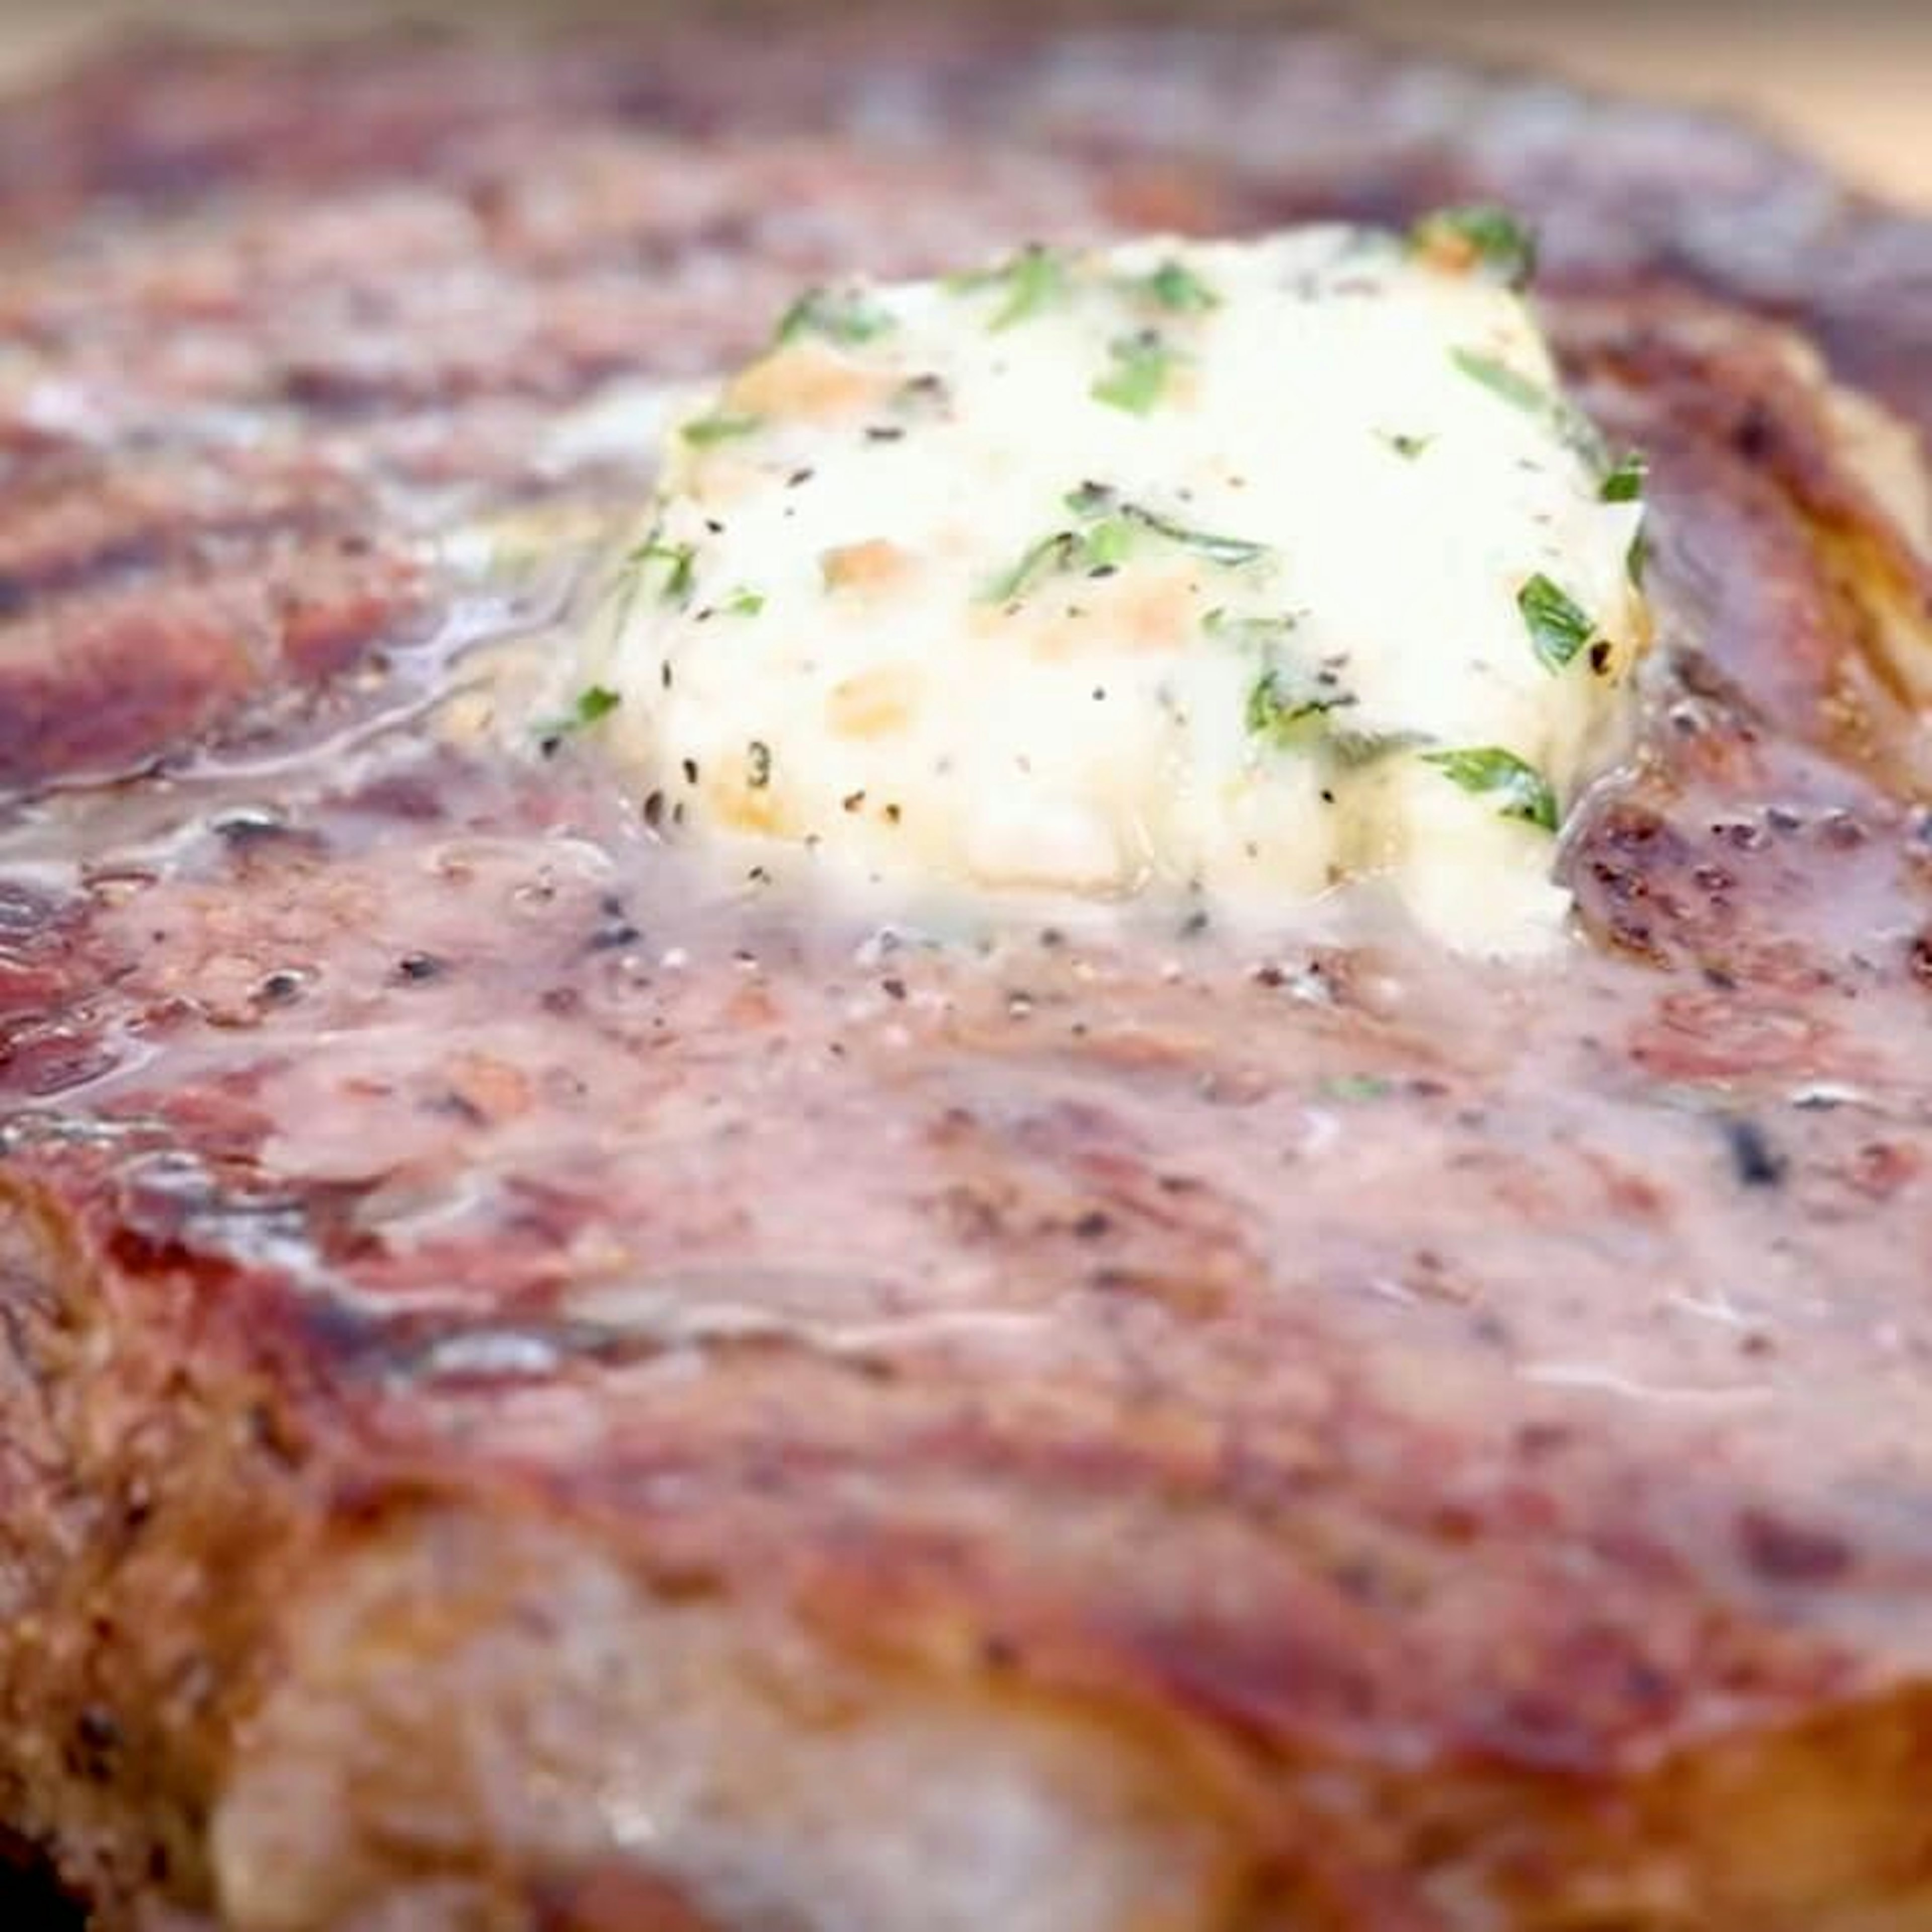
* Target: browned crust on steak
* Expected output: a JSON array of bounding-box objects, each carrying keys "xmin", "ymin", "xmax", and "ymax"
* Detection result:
[{"xmin": 4, "ymin": 15, "xmax": 1932, "ymax": 1932}]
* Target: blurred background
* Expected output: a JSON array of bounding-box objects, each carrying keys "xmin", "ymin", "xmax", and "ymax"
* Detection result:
[{"xmin": 0, "ymin": 0, "xmax": 1923, "ymax": 202}]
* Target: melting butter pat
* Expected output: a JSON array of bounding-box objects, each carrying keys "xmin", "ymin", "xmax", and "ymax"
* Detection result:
[{"xmin": 565, "ymin": 223, "xmax": 1649, "ymax": 952}]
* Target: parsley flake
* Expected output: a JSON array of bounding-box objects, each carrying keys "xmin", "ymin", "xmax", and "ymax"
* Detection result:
[
  {"xmin": 747, "ymin": 741, "xmax": 773, "ymax": 789},
  {"xmin": 1133, "ymin": 259, "xmax": 1221, "ymax": 313},
  {"xmin": 775, "ymin": 287, "xmax": 895, "ymax": 348},
  {"xmin": 1410, "ymin": 205, "xmax": 1538, "ymax": 290},
  {"xmin": 1204, "ymin": 608, "xmax": 1302, "ymax": 649},
  {"xmin": 1423, "ymin": 747, "xmax": 1558, "ymax": 830},
  {"xmin": 719, "ymin": 587, "xmax": 765, "ymax": 617},
  {"xmin": 1385, "ymin": 432, "xmax": 1434, "ymax": 460},
  {"xmin": 1080, "ymin": 516, "xmax": 1135, "ymax": 572},
  {"xmin": 681, "ymin": 412, "xmax": 764, "ymax": 447},
  {"xmin": 1062, "ymin": 480, "xmax": 1118, "ymax": 520},
  {"xmin": 948, "ymin": 245, "xmax": 1069, "ymax": 331},
  {"xmin": 534, "ymin": 684, "xmax": 621, "ymax": 750},
  {"xmin": 623, "ymin": 534, "xmax": 698, "ymax": 607},
  {"xmin": 984, "ymin": 530, "xmax": 1082, "ymax": 604},
  {"xmin": 1245, "ymin": 664, "xmax": 1354, "ymax": 744},
  {"xmin": 1329, "ymin": 728, "xmax": 1433, "ymax": 767},
  {"xmin": 1599, "ymin": 451, "xmax": 1648, "ymax": 502},
  {"xmin": 1517, "ymin": 573, "xmax": 1597, "ymax": 672},
  {"xmin": 1325, "ymin": 1074, "xmax": 1394, "ymax": 1102},
  {"xmin": 1452, "ymin": 348, "xmax": 1611, "ymax": 473},
  {"xmin": 1451, "ymin": 347, "xmax": 1551, "ymax": 415},
  {"xmin": 1071, "ymin": 487, "xmax": 1266, "ymax": 567},
  {"xmin": 1092, "ymin": 332, "xmax": 1177, "ymax": 415},
  {"xmin": 1129, "ymin": 504, "xmax": 1266, "ymax": 567},
  {"xmin": 984, "ymin": 486, "xmax": 1269, "ymax": 605}
]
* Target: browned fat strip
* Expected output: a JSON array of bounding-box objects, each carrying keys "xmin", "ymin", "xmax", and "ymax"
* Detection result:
[{"xmin": 3, "ymin": 15, "xmax": 1932, "ymax": 1932}]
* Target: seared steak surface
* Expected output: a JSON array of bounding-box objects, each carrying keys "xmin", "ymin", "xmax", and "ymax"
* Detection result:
[{"xmin": 3, "ymin": 17, "xmax": 1932, "ymax": 1930}]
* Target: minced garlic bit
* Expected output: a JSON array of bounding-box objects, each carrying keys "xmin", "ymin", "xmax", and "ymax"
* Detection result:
[{"xmin": 558, "ymin": 220, "xmax": 1650, "ymax": 953}]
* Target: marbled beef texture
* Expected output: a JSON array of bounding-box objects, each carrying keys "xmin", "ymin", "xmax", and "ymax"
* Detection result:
[{"xmin": 3, "ymin": 15, "xmax": 1932, "ymax": 1932}]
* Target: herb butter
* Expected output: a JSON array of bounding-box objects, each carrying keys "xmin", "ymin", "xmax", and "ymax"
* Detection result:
[{"xmin": 561, "ymin": 220, "xmax": 1650, "ymax": 952}]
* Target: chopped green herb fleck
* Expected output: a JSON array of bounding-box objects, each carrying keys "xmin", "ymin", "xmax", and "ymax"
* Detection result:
[
  {"xmin": 1134, "ymin": 259, "xmax": 1221, "ymax": 313},
  {"xmin": 984, "ymin": 530, "xmax": 1083, "ymax": 604},
  {"xmin": 624, "ymin": 534, "xmax": 698, "ymax": 607},
  {"xmin": 1385, "ymin": 432, "xmax": 1434, "ymax": 460},
  {"xmin": 1329, "ymin": 728, "xmax": 1433, "ymax": 768},
  {"xmin": 986, "ymin": 487, "xmax": 1268, "ymax": 605},
  {"xmin": 747, "ymin": 740, "xmax": 773, "ymax": 789},
  {"xmin": 1451, "ymin": 347, "xmax": 1550, "ymax": 415},
  {"xmin": 1599, "ymin": 451, "xmax": 1648, "ymax": 502},
  {"xmin": 1064, "ymin": 481, "xmax": 1116, "ymax": 519},
  {"xmin": 1080, "ymin": 517, "xmax": 1135, "ymax": 572},
  {"xmin": 1245, "ymin": 665, "xmax": 1353, "ymax": 744},
  {"xmin": 1204, "ymin": 608, "xmax": 1302, "ymax": 648},
  {"xmin": 1411, "ymin": 205, "xmax": 1538, "ymax": 290},
  {"xmin": 681, "ymin": 412, "xmax": 764, "ymax": 447},
  {"xmin": 1092, "ymin": 331, "xmax": 1177, "ymax": 415},
  {"xmin": 1451, "ymin": 349, "xmax": 1608, "ymax": 471},
  {"xmin": 1517, "ymin": 573, "xmax": 1596, "ymax": 672},
  {"xmin": 1129, "ymin": 503, "xmax": 1266, "ymax": 567},
  {"xmin": 719, "ymin": 587, "xmax": 765, "ymax": 617},
  {"xmin": 1325, "ymin": 1074, "xmax": 1393, "ymax": 1102},
  {"xmin": 1071, "ymin": 487, "xmax": 1265, "ymax": 566},
  {"xmin": 1423, "ymin": 747, "xmax": 1559, "ymax": 831},
  {"xmin": 775, "ymin": 286, "xmax": 895, "ymax": 348},
  {"xmin": 534, "ymin": 684, "xmax": 621, "ymax": 748},
  {"xmin": 948, "ymin": 245, "xmax": 1069, "ymax": 331}
]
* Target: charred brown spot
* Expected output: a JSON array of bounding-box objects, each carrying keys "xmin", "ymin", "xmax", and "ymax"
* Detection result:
[
  {"xmin": 67, "ymin": 1706, "xmax": 122, "ymax": 1783},
  {"xmin": 1908, "ymin": 931, "xmax": 1932, "ymax": 988},
  {"xmin": 1738, "ymin": 1508, "xmax": 1853, "ymax": 1585},
  {"xmin": 1731, "ymin": 404, "xmax": 1777, "ymax": 462},
  {"xmin": 1569, "ymin": 800, "xmax": 1699, "ymax": 965},
  {"xmin": 1843, "ymin": 1140, "xmax": 1922, "ymax": 1200}
]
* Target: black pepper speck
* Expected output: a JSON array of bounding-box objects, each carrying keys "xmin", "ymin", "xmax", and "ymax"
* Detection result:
[{"xmin": 1723, "ymin": 1116, "xmax": 1787, "ymax": 1188}]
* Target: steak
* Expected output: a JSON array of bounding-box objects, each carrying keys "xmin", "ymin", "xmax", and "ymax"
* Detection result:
[{"xmin": 4, "ymin": 14, "xmax": 1932, "ymax": 1930}]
